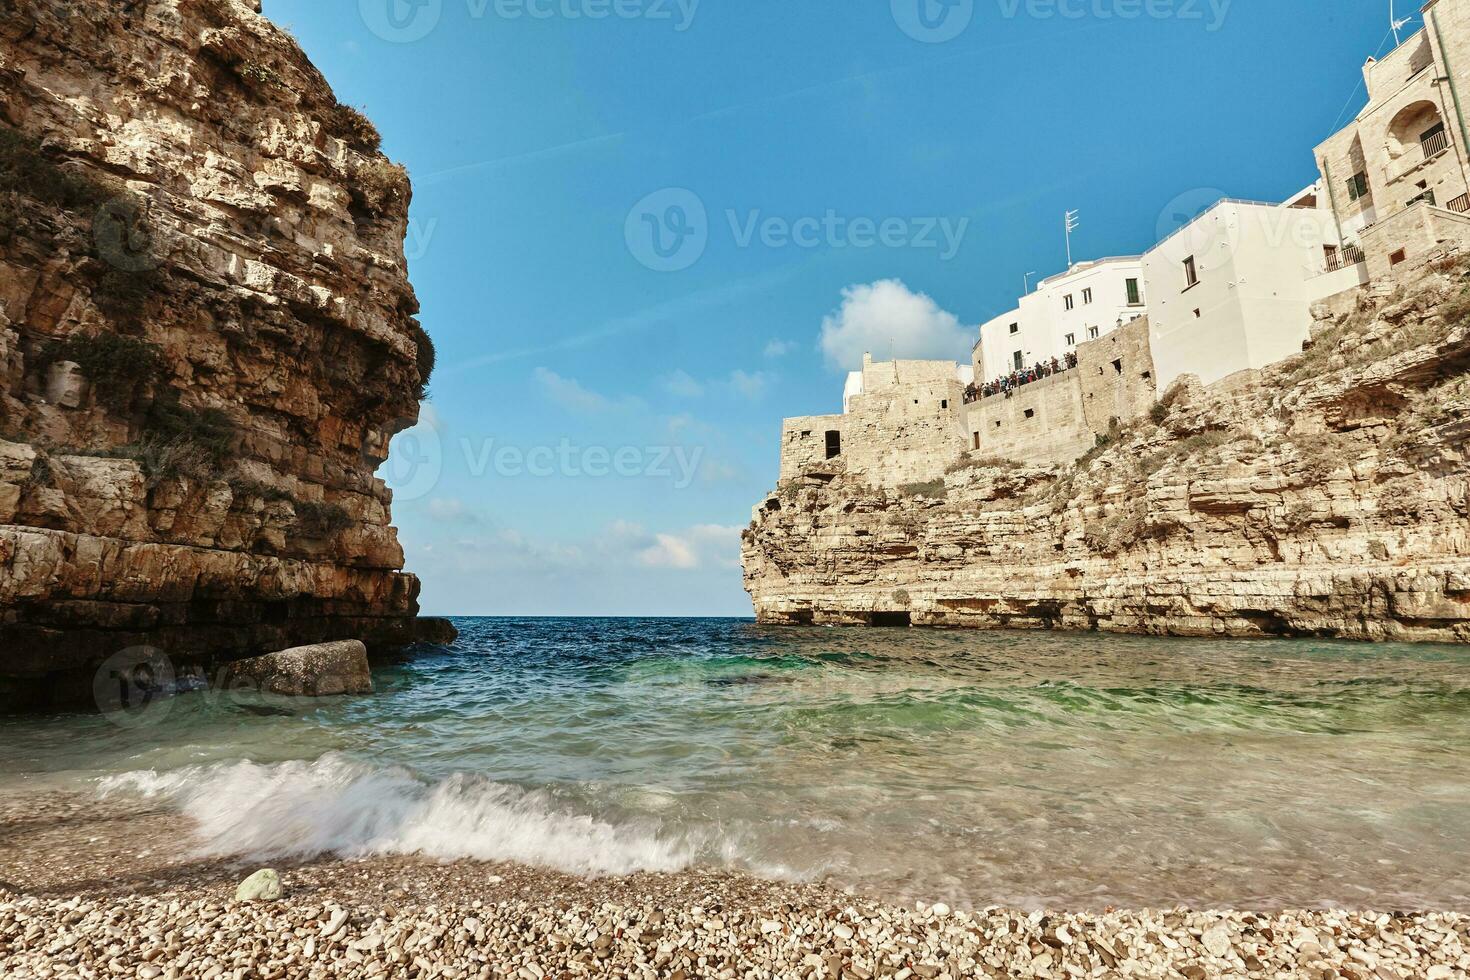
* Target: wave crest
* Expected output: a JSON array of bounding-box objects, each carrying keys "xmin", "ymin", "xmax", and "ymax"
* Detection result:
[{"xmin": 101, "ymin": 754, "xmax": 695, "ymax": 876}]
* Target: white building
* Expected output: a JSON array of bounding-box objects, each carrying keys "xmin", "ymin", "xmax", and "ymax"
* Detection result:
[
  {"xmin": 1142, "ymin": 196, "xmax": 1363, "ymax": 391},
  {"xmin": 973, "ymin": 256, "xmax": 1148, "ymax": 385}
]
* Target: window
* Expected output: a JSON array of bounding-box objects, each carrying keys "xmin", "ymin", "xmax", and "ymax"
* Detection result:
[
  {"xmin": 972, "ymin": 432, "xmax": 980, "ymax": 450},
  {"xmin": 1012, "ymin": 350, "xmax": 1024, "ymax": 371},
  {"xmin": 1065, "ymin": 332, "xmax": 1076, "ymax": 346},
  {"xmin": 1082, "ymin": 288, "xmax": 1093, "ymax": 305},
  {"xmin": 1112, "ymin": 358, "xmax": 1123, "ymax": 374},
  {"xmin": 1193, "ymin": 308, "xmax": 1202, "ymax": 319},
  {"xmin": 1087, "ymin": 326, "xmax": 1099, "ymax": 339},
  {"xmin": 1125, "ymin": 278, "xmax": 1142, "ymax": 305},
  {"xmin": 1024, "ymin": 408, "xmax": 1035, "ymax": 419},
  {"xmin": 800, "ymin": 430, "xmax": 811, "ymax": 438},
  {"xmin": 1183, "ymin": 255, "xmax": 1199, "ymax": 288},
  {"xmin": 1390, "ymin": 248, "xmax": 1407, "ymax": 266},
  {"xmin": 1063, "ymin": 294, "xmax": 1075, "ymax": 311},
  {"xmin": 940, "ymin": 399, "xmax": 948, "ymax": 409},
  {"xmin": 825, "ymin": 431, "xmax": 841, "ymax": 459},
  {"xmin": 1346, "ymin": 171, "xmax": 1369, "ymax": 202},
  {"xmin": 1009, "ymin": 322, "xmax": 1019, "ymax": 334}
]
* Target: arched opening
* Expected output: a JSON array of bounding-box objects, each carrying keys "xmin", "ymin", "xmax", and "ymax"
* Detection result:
[{"xmin": 1386, "ymin": 100, "xmax": 1447, "ymax": 162}]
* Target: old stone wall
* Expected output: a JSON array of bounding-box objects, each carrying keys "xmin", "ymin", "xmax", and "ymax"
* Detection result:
[
  {"xmin": 967, "ymin": 371, "xmax": 1092, "ymax": 467},
  {"xmin": 842, "ymin": 379, "xmax": 968, "ymax": 488},
  {"xmin": 0, "ymin": 0, "xmax": 429, "ymax": 703},
  {"xmin": 1077, "ymin": 317, "xmax": 1157, "ymax": 437},
  {"xmin": 779, "ymin": 415, "xmax": 845, "ymax": 482},
  {"xmin": 745, "ymin": 262, "xmax": 1470, "ymax": 644}
]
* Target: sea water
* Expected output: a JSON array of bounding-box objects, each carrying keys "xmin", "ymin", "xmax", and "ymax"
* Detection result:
[{"xmin": 1, "ymin": 618, "xmax": 1467, "ymax": 910}]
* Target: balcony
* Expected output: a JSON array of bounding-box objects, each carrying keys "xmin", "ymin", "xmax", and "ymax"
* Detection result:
[
  {"xmin": 1422, "ymin": 128, "xmax": 1451, "ymax": 160},
  {"xmin": 1324, "ymin": 244, "xmax": 1366, "ymax": 273},
  {"xmin": 1449, "ymin": 193, "xmax": 1470, "ymax": 214}
]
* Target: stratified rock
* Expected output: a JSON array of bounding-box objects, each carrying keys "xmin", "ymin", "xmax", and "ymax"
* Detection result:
[
  {"xmin": 0, "ymin": 0, "xmax": 431, "ymax": 707},
  {"xmin": 745, "ymin": 261, "xmax": 1470, "ymax": 644},
  {"xmin": 235, "ymin": 869, "xmax": 283, "ymax": 902},
  {"xmin": 225, "ymin": 640, "xmax": 373, "ymax": 697}
]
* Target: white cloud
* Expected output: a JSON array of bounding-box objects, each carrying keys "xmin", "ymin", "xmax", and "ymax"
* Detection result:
[
  {"xmin": 727, "ymin": 369, "xmax": 771, "ymax": 400},
  {"xmin": 532, "ymin": 367, "xmax": 609, "ymax": 413},
  {"xmin": 763, "ymin": 339, "xmax": 796, "ymax": 358},
  {"xmin": 663, "ymin": 369, "xmax": 705, "ymax": 398},
  {"xmin": 637, "ymin": 533, "xmax": 699, "ymax": 569},
  {"xmin": 818, "ymin": 279, "xmax": 971, "ymax": 371},
  {"xmin": 426, "ymin": 497, "xmax": 477, "ymax": 524},
  {"xmin": 635, "ymin": 523, "xmax": 742, "ymax": 569}
]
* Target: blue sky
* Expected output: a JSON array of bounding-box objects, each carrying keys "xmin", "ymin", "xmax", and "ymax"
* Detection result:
[{"xmin": 264, "ymin": 0, "xmax": 1394, "ymax": 616}]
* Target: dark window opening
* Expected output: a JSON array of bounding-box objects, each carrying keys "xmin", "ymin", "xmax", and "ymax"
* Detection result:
[
  {"xmin": 972, "ymin": 432, "xmax": 980, "ymax": 450},
  {"xmin": 940, "ymin": 399, "xmax": 948, "ymax": 409},
  {"xmin": 1390, "ymin": 248, "xmax": 1407, "ymax": 266},
  {"xmin": 871, "ymin": 611, "xmax": 912, "ymax": 628},
  {"xmin": 1347, "ymin": 171, "xmax": 1370, "ymax": 202},
  {"xmin": 1112, "ymin": 358, "xmax": 1123, "ymax": 374},
  {"xmin": 1183, "ymin": 255, "xmax": 1199, "ymax": 288},
  {"xmin": 1024, "ymin": 408, "xmax": 1035, "ymax": 419},
  {"xmin": 1193, "ymin": 308, "xmax": 1202, "ymax": 319},
  {"xmin": 1142, "ymin": 371, "xmax": 1152, "ymax": 380},
  {"xmin": 1125, "ymin": 278, "xmax": 1142, "ymax": 305},
  {"xmin": 825, "ymin": 430, "xmax": 842, "ymax": 459}
]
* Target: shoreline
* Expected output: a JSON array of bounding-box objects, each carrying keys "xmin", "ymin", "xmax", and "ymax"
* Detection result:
[{"xmin": 1, "ymin": 794, "xmax": 1466, "ymax": 978}]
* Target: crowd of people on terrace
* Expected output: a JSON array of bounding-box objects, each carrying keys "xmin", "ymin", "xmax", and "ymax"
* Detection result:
[{"xmin": 963, "ymin": 351, "xmax": 1079, "ymax": 403}]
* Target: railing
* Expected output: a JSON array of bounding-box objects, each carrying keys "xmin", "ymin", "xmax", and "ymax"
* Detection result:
[
  {"xmin": 1324, "ymin": 244, "xmax": 1366, "ymax": 273},
  {"xmin": 1448, "ymin": 193, "xmax": 1470, "ymax": 214},
  {"xmin": 1422, "ymin": 129, "xmax": 1451, "ymax": 159},
  {"xmin": 965, "ymin": 356, "xmax": 1079, "ymax": 403}
]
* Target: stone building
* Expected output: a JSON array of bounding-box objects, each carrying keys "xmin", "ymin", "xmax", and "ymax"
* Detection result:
[
  {"xmin": 1314, "ymin": 0, "xmax": 1470, "ymax": 280},
  {"xmin": 779, "ymin": 355, "xmax": 971, "ymax": 489}
]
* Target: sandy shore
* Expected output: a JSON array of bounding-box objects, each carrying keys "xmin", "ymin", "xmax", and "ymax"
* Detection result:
[{"xmin": 1, "ymin": 793, "xmax": 1467, "ymax": 979}]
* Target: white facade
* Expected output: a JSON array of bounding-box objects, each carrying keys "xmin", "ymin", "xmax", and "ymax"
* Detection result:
[
  {"xmin": 974, "ymin": 256, "xmax": 1147, "ymax": 384},
  {"xmin": 1143, "ymin": 199, "xmax": 1352, "ymax": 391}
]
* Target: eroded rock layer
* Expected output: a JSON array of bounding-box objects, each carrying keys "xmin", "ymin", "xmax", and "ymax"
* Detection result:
[
  {"xmin": 745, "ymin": 263, "xmax": 1470, "ymax": 643},
  {"xmin": 0, "ymin": 0, "xmax": 430, "ymax": 702}
]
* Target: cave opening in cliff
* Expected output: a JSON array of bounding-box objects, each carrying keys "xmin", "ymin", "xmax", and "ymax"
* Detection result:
[{"xmin": 871, "ymin": 611, "xmax": 912, "ymax": 628}]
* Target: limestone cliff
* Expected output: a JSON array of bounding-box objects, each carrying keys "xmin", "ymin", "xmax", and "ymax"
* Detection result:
[
  {"xmin": 744, "ymin": 262, "xmax": 1470, "ymax": 643},
  {"xmin": 0, "ymin": 0, "xmax": 432, "ymax": 702}
]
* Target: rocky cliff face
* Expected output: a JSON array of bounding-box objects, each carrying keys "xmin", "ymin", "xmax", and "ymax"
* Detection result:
[
  {"xmin": 0, "ymin": 0, "xmax": 431, "ymax": 702},
  {"xmin": 745, "ymin": 262, "xmax": 1470, "ymax": 644}
]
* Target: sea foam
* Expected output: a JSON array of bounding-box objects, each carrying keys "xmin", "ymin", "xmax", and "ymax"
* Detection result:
[{"xmin": 100, "ymin": 753, "xmax": 696, "ymax": 876}]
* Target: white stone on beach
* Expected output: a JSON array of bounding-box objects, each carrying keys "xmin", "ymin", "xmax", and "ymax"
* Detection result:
[
  {"xmin": 234, "ymin": 869, "xmax": 281, "ymax": 902},
  {"xmin": 1201, "ymin": 924, "xmax": 1231, "ymax": 957}
]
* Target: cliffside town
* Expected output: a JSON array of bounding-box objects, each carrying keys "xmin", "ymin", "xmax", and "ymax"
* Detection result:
[
  {"xmin": 744, "ymin": 261, "xmax": 1470, "ymax": 641},
  {"xmin": 0, "ymin": 0, "xmax": 431, "ymax": 702},
  {"xmin": 746, "ymin": 0, "xmax": 1470, "ymax": 641}
]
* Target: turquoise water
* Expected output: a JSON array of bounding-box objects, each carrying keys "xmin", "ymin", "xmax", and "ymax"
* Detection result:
[{"xmin": 2, "ymin": 618, "xmax": 1468, "ymax": 909}]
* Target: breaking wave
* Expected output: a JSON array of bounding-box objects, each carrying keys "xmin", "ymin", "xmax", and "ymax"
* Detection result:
[{"xmin": 100, "ymin": 753, "xmax": 700, "ymax": 876}]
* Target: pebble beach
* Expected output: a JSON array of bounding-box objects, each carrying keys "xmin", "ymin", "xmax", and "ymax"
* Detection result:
[{"xmin": 1, "ymin": 795, "xmax": 1468, "ymax": 979}]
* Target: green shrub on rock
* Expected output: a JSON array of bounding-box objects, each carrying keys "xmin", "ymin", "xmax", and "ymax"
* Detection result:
[{"xmin": 40, "ymin": 332, "xmax": 165, "ymax": 412}]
